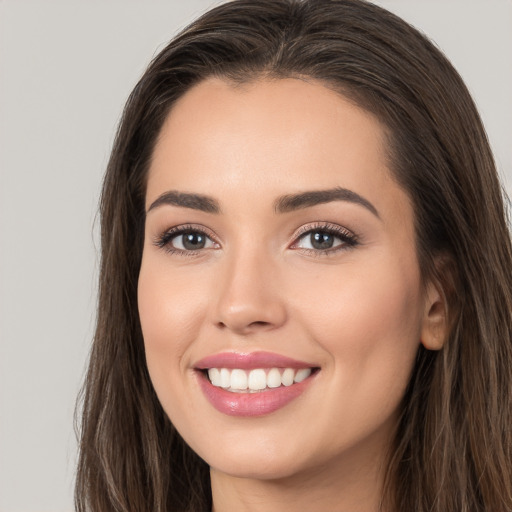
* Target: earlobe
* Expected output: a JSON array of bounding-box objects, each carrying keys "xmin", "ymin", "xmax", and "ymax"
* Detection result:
[{"xmin": 420, "ymin": 282, "xmax": 447, "ymax": 351}]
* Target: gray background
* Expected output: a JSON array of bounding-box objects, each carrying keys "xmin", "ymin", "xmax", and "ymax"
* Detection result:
[{"xmin": 0, "ymin": 1, "xmax": 510, "ymax": 510}]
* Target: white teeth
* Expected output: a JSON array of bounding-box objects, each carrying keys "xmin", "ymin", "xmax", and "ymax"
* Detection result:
[
  {"xmin": 294, "ymin": 368, "xmax": 312, "ymax": 383},
  {"xmin": 208, "ymin": 368, "xmax": 221, "ymax": 386},
  {"xmin": 220, "ymin": 368, "xmax": 231, "ymax": 388},
  {"xmin": 248, "ymin": 369, "xmax": 267, "ymax": 390},
  {"xmin": 230, "ymin": 369, "xmax": 248, "ymax": 390},
  {"xmin": 281, "ymin": 368, "xmax": 295, "ymax": 386},
  {"xmin": 267, "ymin": 368, "xmax": 282, "ymax": 388},
  {"xmin": 206, "ymin": 367, "xmax": 313, "ymax": 392}
]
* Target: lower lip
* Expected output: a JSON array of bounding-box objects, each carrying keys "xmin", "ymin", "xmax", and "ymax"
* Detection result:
[{"xmin": 196, "ymin": 371, "xmax": 316, "ymax": 417}]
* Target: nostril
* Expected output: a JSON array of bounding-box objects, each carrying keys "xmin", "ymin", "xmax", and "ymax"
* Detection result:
[
  {"xmin": 248, "ymin": 321, "xmax": 271, "ymax": 328},
  {"xmin": 215, "ymin": 320, "xmax": 272, "ymax": 331}
]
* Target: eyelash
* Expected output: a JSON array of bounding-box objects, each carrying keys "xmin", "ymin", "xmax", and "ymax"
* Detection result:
[{"xmin": 153, "ymin": 222, "xmax": 358, "ymax": 256}]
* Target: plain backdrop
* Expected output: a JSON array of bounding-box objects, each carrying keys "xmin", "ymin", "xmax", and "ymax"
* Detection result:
[{"xmin": 0, "ymin": 1, "xmax": 510, "ymax": 510}]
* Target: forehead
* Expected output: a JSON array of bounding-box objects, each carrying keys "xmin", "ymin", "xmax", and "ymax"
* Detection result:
[{"xmin": 147, "ymin": 77, "xmax": 411, "ymax": 226}]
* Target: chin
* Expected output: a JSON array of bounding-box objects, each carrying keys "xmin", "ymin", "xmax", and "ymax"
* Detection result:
[
  {"xmin": 188, "ymin": 429, "xmax": 312, "ymax": 481},
  {"xmin": 209, "ymin": 453, "xmax": 306, "ymax": 481}
]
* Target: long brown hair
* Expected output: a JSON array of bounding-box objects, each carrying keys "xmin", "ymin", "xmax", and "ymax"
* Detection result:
[{"xmin": 75, "ymin": 1, "xmax": 512, "ymax": 510}]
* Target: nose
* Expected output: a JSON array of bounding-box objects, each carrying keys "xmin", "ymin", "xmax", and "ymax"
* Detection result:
[{"xmin": 212, "ymin": 248, "xmax": 287, "ymax": 335}]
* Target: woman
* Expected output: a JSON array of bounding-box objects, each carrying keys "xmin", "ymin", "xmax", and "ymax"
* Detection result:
[{"xmin": 75, "ymin": 0, "xmax": 512, "ymax": 510}]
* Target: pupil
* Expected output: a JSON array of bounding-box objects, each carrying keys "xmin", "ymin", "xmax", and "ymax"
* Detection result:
[
  {"xmin": 182, "ymin": 232, "xmax": 205, "ymax": 250},
  {"xmin": 311, "ymin": 231, "xmax": 334, "ymax": 250}
]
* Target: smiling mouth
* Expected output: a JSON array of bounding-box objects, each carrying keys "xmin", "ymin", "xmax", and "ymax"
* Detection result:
[
  {"xmin": 204, "ymin": 367, "xmax": 318, "ymax": 393},
  {"xmin": 194, "ymin": 351, "xmax": 320, "ymax": 415},
  {"xmin": 195, "ymin": 353, "xmax": 320, "ymax": 416}
]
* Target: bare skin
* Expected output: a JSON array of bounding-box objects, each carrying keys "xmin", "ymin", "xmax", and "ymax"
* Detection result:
[{"xmin": 138, "ymin": 77, "xmax": 445, "ymax": 512}]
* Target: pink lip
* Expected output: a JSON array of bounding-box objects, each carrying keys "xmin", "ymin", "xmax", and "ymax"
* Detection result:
[
  {"xmin": 194, "ymin": 351, "xmax": 315, "ymax": 370},
  {"xmin": 194, "ymin": 351, "xmax": 318, "ymax": 417}
]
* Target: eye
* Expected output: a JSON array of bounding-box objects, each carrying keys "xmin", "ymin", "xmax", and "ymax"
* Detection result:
[
  {"xmin": 172, "ymin": 231, "xmax": 215, "ymax": 250},
  {"xmin": 292, "ymin": 223, "xmax": 358, "ymax": 254},
  {"xmin": 154, "ymin": 225, "xmax": 218, "ymax": 254}
]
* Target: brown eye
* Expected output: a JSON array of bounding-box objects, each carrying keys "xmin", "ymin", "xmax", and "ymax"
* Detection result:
[
  {"xmin": 178, "ymin": 232, "xmax": 207, "ymax": 250},
  {"xmin": 296, "ymin": 229, "xmax": 344, "ymax": 251}
]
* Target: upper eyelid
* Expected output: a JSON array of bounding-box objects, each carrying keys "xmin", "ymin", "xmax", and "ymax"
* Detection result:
[
  {"xmin": 292, "ymin": 222, "xmax": 356, "ymax": 239},
  {"xmin": 160, "ymin": 223, "xmax": 217, "ymax": 238}
]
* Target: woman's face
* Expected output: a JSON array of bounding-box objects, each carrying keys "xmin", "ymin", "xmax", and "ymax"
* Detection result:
[{"xmin": 138, "ymin": 77, "xmax": 438, "ymax": 482}]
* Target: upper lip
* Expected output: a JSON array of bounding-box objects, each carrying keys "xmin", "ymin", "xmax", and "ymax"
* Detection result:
[{"xmin": 194, "ymin": 351, "xmax": 317, "ymax": 370}]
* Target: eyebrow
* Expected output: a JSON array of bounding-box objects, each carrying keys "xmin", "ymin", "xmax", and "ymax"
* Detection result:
[
  {"xmin": 147, "ymin": 186, "xmax": 379, "ymax": 218},
  {"xmin": 147, "ymin": 191, "xmax": 221, "ymax": 214},
  {"xmin": 274, "ymin": 187, "xmax": 380, "ymax": 218}
]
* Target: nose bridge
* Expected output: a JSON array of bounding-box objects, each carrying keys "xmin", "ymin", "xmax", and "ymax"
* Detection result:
[{"xmin": 213, "ymin": 239, "xmax": 286, "ymax": 333}]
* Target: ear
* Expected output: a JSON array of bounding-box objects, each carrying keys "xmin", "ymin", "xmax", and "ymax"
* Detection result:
[{"xmin": 420, "ymin": 280, "xmax": 448, "ymax": 351}]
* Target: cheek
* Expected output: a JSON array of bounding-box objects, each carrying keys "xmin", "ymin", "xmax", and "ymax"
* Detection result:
[
  {"xmin": 289, "ymin": 253, "xmax": 423, "ymax": 393},
  {"xmin": 137, "ymin": 254, "xmax": 208, "ymax": 394},
  {"xmin": 283, "ymin": 258, "xmax": 423, "ymax": 454}
]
